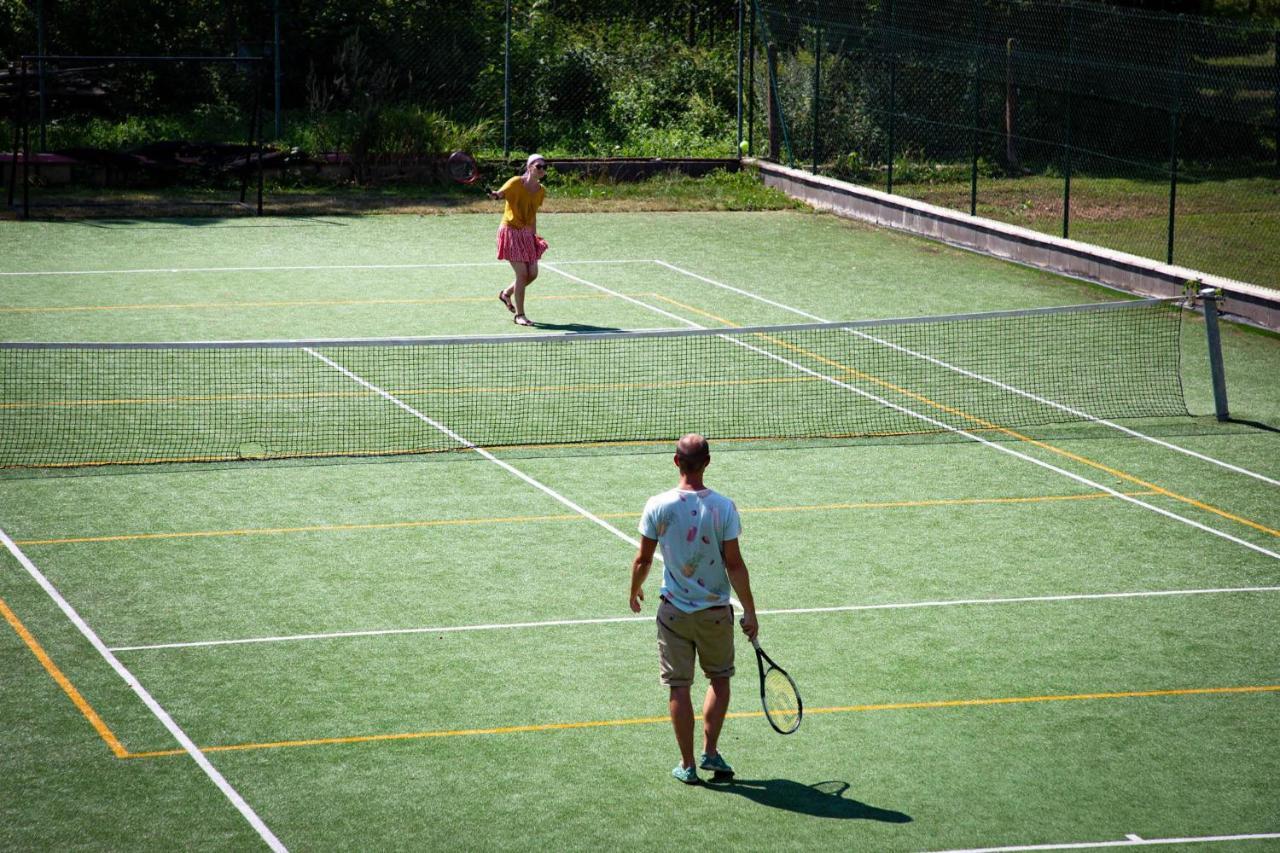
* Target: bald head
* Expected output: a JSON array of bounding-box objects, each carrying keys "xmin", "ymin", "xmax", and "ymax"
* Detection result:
[{"xmin": 674, "ymin": 433, "xmax": 710, "ymax": 474}]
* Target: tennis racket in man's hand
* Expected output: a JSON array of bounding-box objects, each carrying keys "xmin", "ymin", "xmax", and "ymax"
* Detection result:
[{"xmin": 743, "ymin": 620, "xmax": 803, "ymax": 734}]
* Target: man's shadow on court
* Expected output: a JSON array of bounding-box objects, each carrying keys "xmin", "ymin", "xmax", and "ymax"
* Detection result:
[{"xmin": 703, "ymin": 778, "xmax": 912, "ymax": 822}]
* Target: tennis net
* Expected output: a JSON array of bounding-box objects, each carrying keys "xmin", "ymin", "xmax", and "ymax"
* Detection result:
[{"xmin": 0, "ymin": 298, "xmax": 1189, "ymax": 468}]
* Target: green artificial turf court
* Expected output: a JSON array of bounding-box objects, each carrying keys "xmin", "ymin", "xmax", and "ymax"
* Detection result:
[{"xmin": 1, "ymin": 209, "xmax": 1278, "ymax": 852}]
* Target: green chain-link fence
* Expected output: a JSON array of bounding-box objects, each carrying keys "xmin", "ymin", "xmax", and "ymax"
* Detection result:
[
  {"xmin": 4, "ymin": 1, "xmax": 741, "ymax": 172},
  {"xmin": 747, "ymin": 0, "xmax": 1280, "ymax": 289}
]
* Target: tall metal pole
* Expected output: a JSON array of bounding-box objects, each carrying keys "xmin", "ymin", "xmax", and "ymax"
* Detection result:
[
  {"xmin": 256, "ymin": 60, "xmax": 265, "ymax": 214},
  {"xmin": 7, "ymin": 62, "xmax": 21, "ymax": 209},
  {"xmin": 969, "ymin": 0, "xmax": 982, "ymax": 216},
  {"xmin": 886, "ymin": 0, "xmax": 896, "ymax": 194},
  {"xmin": 812, "ymin": 26, "xmax": 820, "ymax": 173},
  {"xmin": 503, "ymin": 0, "xmax": 511, "ymax": 159},
  {"xmin": 736, "ymin": 0, "xmax": 744, "ymax": 152},
  {"xmin": 1062, "ymin": 5, "xmax": 1075, "ymax": 240},
  {"xmin": 273, "ymin": 0, "xmax": 282, "ymax": 138},
  {"xmin": 747, "ymin": 0, "xmax": 756, "ymax": 152},
  {"xmin": 21, "ymin": 60, "xmax": 31, "ymax": 219},
  {"xmin": 1167, "ymin": 15, "xmax": 1184, "ymax": 266},
  {"xmin": 36, "ymin": 0, "xmax": 46, "ymax": 151}
]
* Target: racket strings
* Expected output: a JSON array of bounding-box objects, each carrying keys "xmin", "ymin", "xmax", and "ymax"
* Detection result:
[{"xmin": 762, "ymin": 667, "xmax": 801, "ymax": 732}]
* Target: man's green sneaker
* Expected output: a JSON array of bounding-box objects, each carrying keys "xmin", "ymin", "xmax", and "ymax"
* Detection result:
[
  {"xmin": 671, "ymin": 764, "xmax": 700, "ymax": 785},
  {"xmin": 699, "ymin": 752, "xmax": 734, "ymax": 777}
]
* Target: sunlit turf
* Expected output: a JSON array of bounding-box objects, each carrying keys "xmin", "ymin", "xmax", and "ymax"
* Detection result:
[{"xmin": 1, "ymin": 209, "xmax": 1277, "ymax": 851}]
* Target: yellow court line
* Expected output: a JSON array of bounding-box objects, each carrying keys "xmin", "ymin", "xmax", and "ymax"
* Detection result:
[
  {"xmin": 0, "ymin": 293, "xmax": 607, "ymax": 314},
  {"xmin": 14, "ymin": 491, "xmax": 1157, "ymax": 547},
  {"xmin": 0, "ymin": 596, "xmax": 129, "ymax": 758},
  {"xmin": 122, "ymin": 684, "xmax": 1280, "ymax": 759},
  {"xmin": 649, "ymin": 294, "xmax": 1280, "ymax": 540}
]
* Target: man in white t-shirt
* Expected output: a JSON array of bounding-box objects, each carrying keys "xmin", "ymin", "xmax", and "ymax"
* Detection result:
[{"xmin": 629, "ymin": 434, "xmax": 759, "ymax": 785}]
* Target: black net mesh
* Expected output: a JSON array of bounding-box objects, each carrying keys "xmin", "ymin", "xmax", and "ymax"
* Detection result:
[{"xmin": 1, "ymin": 299, "xmax": 1188, "ymax": 469}]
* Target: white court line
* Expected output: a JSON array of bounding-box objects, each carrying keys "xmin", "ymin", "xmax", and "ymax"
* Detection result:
[
  {"xmin": 926, "ymin": 830, "xmax": 1280, "ymax": 852},
  {"xmin": 0, "ymin": 259, "xmax": 647, "ymax": 277},
  {"xmin": 107, "ymin": 586, "xmax": 1280, "ymax": 653},
  {"xmin": 653, "ymin": 259, "xmax": 1280, "ymax": 487},
  {"xmin": 544, "ymin": 264, "xmax": 1280, "ymax": 562},
  {"xmin": 0, "ymin": 526, "xmax": 287, "ymax": 851},
  {"xmin": 302, "ymin": 347, "xmax": 659, "ymax": 558}
]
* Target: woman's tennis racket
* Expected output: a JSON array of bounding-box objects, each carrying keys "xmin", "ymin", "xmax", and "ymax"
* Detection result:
[
  {"xmin": 446, "ymin": 150, "xmax": 480, "ymax": 185},
  {"xmin": 744, "ymin": 621, "xmax": 803, "ymax": 734}
]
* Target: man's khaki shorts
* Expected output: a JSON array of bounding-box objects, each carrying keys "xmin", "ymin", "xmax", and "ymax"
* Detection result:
[{"xmin": 656, "ymin": 598, "xmax": 735, "ymax": 688}]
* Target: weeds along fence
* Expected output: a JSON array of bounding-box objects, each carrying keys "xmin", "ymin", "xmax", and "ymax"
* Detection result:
[{"xmin": 746, "ymin": 0, "xmax": 1280, "ymax": 288}]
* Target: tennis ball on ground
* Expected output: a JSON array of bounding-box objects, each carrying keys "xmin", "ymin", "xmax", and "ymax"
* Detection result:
[{"xmin": 739, "ymin": 140, "xmax": 749, "ymax": 155}]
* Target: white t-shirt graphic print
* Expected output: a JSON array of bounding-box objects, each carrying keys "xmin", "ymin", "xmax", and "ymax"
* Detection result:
[{"xmin": 639, "ymin": 487, "xmax": 742, "ymax": 613}]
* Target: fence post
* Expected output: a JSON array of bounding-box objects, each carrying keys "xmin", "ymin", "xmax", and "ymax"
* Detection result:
[
  {"xmin": 1062, "ymin": 5, "xmax": 1075, "ymax": 240},
  {"xmin": 737, "ymin": 0, "xmax": 744, "ymax": 151},
  {"xmin": 969, "ymin": 0, "xmax": 983, "ymax": 216},
  {"xmin": 273, "ymin": 0, "xmax": 282, "ymax": 138},
  {"xmin": 1167, "ymin": 14, "xmax": 1184, "ymax": 266},
  {"xmin": 36, "ymin": 0, "xmax": 46, "ymax": 151},
  {"xmin": 747, "ymin": 0, "xmax": 756, "ymax": 152},
  {"xmin": 21, "ymin": 59, "xmax": 31, "ymax": 219},
  {"xmin": 7, "ymin": 63, "xmax": 20, "ymax": 210},
  {"xmin": 812, "ymin": 26, "xmax": 821, "ymax": 173},
  {"xmin": 503, "ymin": 0, "xmax": 511, "ymax": 159},
  {"xmin": 767, "ymin": 42, "xmax": 781, "ymax": 160},
  {"xmin": 1005, "ymin": 38, "xmax": 1019, "ymax": 172},
  {"xmin": 886, "ymin": 0, "xmax": 897, "ymax": 194}
]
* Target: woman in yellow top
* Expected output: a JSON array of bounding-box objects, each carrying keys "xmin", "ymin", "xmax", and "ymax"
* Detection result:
[{"xmin": 492, "ymin": 153, "xmax": 549, "ymax": 327}]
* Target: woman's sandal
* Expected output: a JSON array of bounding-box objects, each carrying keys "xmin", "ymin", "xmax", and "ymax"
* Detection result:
[
  {"xmin": 514, "ymin": 314, "xmax": 534, "ymax": 327},
  {"xmin": 499, "ymin": 290, "xmax": 516, "ymax": 314}
]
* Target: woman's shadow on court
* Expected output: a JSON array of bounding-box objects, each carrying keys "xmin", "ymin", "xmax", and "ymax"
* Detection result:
[{"xmin": 703, "ymin": 778, "xmax": 912, "ymax": 822}]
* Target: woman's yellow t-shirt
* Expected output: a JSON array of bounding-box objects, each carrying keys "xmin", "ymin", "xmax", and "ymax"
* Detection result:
[{"xmin": 499, "ymin": 176, "xmax": 546, "ymax": 230}]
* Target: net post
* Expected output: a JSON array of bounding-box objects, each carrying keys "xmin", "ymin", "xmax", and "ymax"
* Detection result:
[{"xmin": 1198, "ymin": 285, "xmax": 1230, "ymax": 422}]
